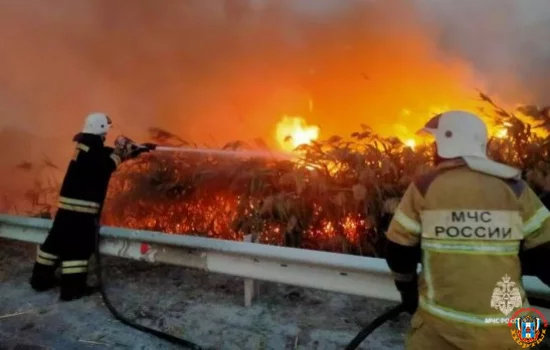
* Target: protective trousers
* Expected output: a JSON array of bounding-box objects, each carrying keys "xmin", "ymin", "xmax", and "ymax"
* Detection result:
[
  {"xmin": 406, "ymin": 311, "xmax": 522, "ymax": 350},
  {"xmin": 30, "ymin": 209, "xmax": 97, "ymax": 301}
]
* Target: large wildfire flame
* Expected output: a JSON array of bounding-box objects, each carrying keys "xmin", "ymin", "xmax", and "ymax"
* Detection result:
[
  {"xmin": 0, "ymin": 1, "xmax": 547, "ymax": 254},
  {"xmin": 273, "ymin": 106, "xmax": 509, "ymax": 154},
  {"xmin": 275, "ymin": 116, "xmax": 320, "ymax": 152}
]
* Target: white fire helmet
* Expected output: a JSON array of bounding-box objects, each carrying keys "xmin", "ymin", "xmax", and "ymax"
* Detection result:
[
  {"xmin": 418, "ymin": 110, "xmax": 521, "ymax": 179},
  {"xmin": 82, "ymin": 112, "xmax": 112, "ymax": 136}
]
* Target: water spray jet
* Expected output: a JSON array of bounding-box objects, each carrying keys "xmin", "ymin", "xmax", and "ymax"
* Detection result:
[
  {"xmin": 154, "ymin": 146, "xmax": 294, "ymax": 160},
  {"xmin": 115, "ymin": 135, "xmax": 297, "ymax": 161}
]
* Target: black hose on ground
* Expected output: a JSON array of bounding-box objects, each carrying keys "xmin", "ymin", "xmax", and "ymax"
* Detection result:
[
  {"xmin": 345, "ymin": 297, "xmax": 550, "ymax": 350},
  {"xmin": 529, "ymin": 297, "xmax": 550, "ymax": 310},
  {"xmin": 93, "ymin": 220, "xmax": 203, "ymax": 350},
  {"xmin": 345, "ymin": 303, "xmax": 406, "ymax": 350}
]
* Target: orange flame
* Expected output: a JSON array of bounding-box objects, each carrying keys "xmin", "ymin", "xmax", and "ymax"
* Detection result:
[
  {"xmin": 494, "ymin": 128, "xmax": 508, "ymax": 139},
  {"xmin": 405, "ymin": 139, "xmax": 416, "ymax": 149},
  {"xmin": 275, "ymin": 116, "xmax": 320, "ymax": 152}
]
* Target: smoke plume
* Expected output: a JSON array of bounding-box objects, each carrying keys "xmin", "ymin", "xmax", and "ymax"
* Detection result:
[{"xmin": 0, "ymin": 0, "xmax": 548, "ymax": 202}]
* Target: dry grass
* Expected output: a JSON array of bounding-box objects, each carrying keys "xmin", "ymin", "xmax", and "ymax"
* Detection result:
[
  {"xmin": 103, "ymin": 124, "xmax": 433, "ymax": 256},
  {"xmin": 10, "ymin": 93, "xmax": 550, "ymax": 257}
]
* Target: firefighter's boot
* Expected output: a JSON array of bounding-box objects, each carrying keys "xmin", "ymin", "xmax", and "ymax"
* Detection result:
[
  {"xmin": 30, "ymin": 248, "xmax": 60, "ymax": 292},
  {"xmin": 59, "ymin": 260, "xmax": 96, "ymax": 301}
]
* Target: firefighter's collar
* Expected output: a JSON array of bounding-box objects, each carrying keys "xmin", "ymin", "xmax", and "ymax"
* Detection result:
[
  {"xmin": 436, "ymin": 157, "xmax": 521, "ymax": 180},
  {"xmin": 436, "ymin": 158, "xmax": 466, "ymax": 170}
]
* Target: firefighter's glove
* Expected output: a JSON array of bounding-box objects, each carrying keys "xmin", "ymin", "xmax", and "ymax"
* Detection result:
[
  {"xmin": 113, "ymin": 143, "xmax": 131, "ymax": 162},
  {"xmin": 395, "ymin": 278, "xmax": 418, "ymax": 314},
  {"xmin": 114, "ymin": 143, "xmax": 139, "ymax": 161},
  {"xmin": 116, "ymin": 142, "xmax": 154, "ymax": 161}
]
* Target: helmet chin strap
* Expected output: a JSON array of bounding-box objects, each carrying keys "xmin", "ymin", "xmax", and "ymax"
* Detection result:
[
  {"xmin": 434, "ymin": 154, "xmax": 446, "ymax": 166},
  {"xmin": 433, "ymin": 143, "xmax": 446, "ymax": 165}
]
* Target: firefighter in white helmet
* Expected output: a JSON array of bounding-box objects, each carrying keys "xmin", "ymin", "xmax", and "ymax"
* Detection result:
[
  {"xmin": 30, "ymin": 112, "xmax": 150, "ymax": 301},
  {"xmin": 384, "ymin": 111, "xmax": 550, "ymax": 349}
]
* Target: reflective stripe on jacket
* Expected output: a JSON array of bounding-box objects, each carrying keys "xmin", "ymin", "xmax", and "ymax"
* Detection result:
[
  {"xmin": 386, "ymin": 159, "xmax": 550, "ymax": 334},
  {"xmin": 57, "ymin": 133, "xmax": 120, "ymax": 213}
]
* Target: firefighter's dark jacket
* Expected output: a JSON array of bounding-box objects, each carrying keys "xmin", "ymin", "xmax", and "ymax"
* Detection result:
[{"xmin": 56, "ymin": 133, "xmax": 121, "ymax": 214}]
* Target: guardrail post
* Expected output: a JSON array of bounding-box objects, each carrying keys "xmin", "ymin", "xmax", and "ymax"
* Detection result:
[{"xmin": 243, "ymin": 233, "xmax": 260, "ymax": 307}]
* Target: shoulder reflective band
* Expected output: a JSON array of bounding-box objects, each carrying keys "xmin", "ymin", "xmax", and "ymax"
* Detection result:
[
  {"xmin": 523, "ymin": 206, "xmax": 550, "ymax": 237},
  {"xmin": 76, "ymin": 143, "xmax": 90, "ymax": 152},
  {"xmin": 72, "ymin": 143, "xmax": 90, "ymax": 161},
  {"xmin": 394, "ymin": 210, "xmax": 422, "ymax": 234}
]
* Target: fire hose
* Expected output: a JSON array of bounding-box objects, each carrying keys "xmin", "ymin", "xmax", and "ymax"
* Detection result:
[
  {"xmin": 344, "ymin": 303, "xmax": 406, "ymax": 350},
  {"xmin": 96, "ymin": 134, "xmax": 294, "ymax": 349},
  {"xmin": 344, "ymin": 192, "xmax": 550, "ymax": 349},
  {"xmin": 345, "ymin": 297, "xmax": 550, "ymax": 350},
  {"xmin": 114, "ymin": 136, "xmax": 550, "ymax": 349},
  {"xmin": 93, "ymin": 212, "xmax": 203, "ymax": 349}
]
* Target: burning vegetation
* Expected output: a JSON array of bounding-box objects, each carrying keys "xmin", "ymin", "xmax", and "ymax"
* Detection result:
[
  {"xmin": 3, "ymin": 94, "xmax": 550, "ymax": 256},
  {"xmin": 96, "ymin": 95, "xmax": 550, "ymax": 256},
  {"xmin": 0, "ymin": 2, "xmax": 549, "ymax": 262}
]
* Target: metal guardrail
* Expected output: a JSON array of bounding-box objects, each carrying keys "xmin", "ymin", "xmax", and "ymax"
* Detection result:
[{"xmin": 0, "ymin": 214, "xmax": 548, "ymax": 304}]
